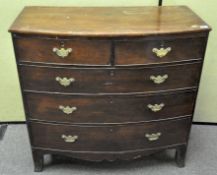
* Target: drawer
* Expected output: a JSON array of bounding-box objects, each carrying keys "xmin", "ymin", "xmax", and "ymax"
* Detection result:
[
  {"xmin": 25, "ymin": 90, "xmax": 196, "ymax": 124},
  {"xmin": 115, "ymin": 37, "xmax": 206, "ymax": 65},
  {"xmin": 14, "ymin": 37, "xmax": 111, "ymax": 65},
  {"xmin": 29, "ymin": 117, "xmax": 191, "ymax": 152},
  {"xmin": 19, "ymin": 62, "xmax": 202, "ymax": 93}
]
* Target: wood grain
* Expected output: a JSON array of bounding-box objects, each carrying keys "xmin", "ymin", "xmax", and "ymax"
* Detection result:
[
  {"xmin": 29, "ymin": 117, "xmax": 191, "ymax": 152},
  {"xmin": 9, "ymin": 6, "xmax": 210, "ymax": 37},
  {"xmin": 115, "ymin": 37, "xmax": 206, "ymax": 65},
  {"xmin": 19, "ymin": 62, "xmax": 202, "ymax": 93},
  {"xmin": 25, "ymin": 90, "xmax": 196, "ymax": 124},
  {"xmin": 9, "ymin": 5, "xmax": 211, "ymax": 170},
  {"xmin": 14, "ymin": 37, "xmax": 111, "ymax": 65}
]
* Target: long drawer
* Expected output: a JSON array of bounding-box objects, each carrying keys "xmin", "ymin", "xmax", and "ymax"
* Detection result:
[
  {"xmin": 19, "ymin": 62, "xmax": 202, "ymax": 94},
  {"xmin": 14, "ymin": 37, "xmax": 111, "ymax": 65},
  {"xmin": 115, "ymin": 37, "xmax": 206, "ymax": 65},
  {"xmin": 25, "ymin": 90, "xmax": 196, "ymax": 124},
  {"xmin": 29, "ymin": 117, "xmax": 191, "ymax": 152}
]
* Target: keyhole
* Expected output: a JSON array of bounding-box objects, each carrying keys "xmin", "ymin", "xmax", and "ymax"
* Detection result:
[
  {"xmin": 110, "ymin": 71, "xmax": 115, "ymax": 77},
  {"xmin": 60, "ymin": 41, "xmax": 65, "ymax": 47}
]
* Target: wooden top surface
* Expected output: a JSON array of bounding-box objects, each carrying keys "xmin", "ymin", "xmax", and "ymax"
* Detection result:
[{"xmin": 9, "ymin": 6, "xmax": 211, "ymax": 37}]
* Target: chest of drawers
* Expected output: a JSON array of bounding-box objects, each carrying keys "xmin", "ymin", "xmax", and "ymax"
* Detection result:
[{"xmin": 9, "ymin": 6, "xmax": 211, "ymax": 172}]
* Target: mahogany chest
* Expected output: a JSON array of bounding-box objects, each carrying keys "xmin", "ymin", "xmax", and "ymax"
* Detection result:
[{"xmin": 9, "ymin": 6, "xmax": 211, "ymax": 172}]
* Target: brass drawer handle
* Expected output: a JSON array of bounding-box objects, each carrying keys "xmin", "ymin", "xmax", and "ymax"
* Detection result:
[
  {"xmin": 147, "ymin": 103, "xmax": 165, "ymax": 112},
  {"xmin": 53, "ymin": 47, "xmax": 72, "ymax": 58},
  {"xmin": 152, "ymin": 47, "xmax": 171, "ymax": 58},
  {"xmin": 61, "ymin": 135, "xmax": 78, "ymax": 143},
  {"xmin": 145, "ymin": 132, "xmax": 161, "ymax": 141},
  {"xmin": 56, "ymin": 77, "xmax": 75, "ymax": 87},
  {"xmin": 150, "ymin": 74, "xmax": 168, "ymax": 84},
  {"xmin": 59, "ymin": 105, "xmax": 77, "ymax": 115}
]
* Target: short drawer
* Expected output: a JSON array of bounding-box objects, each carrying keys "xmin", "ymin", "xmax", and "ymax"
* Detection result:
[
  {"xmin": 29, "ymin": 117, "xmax": 191, "ymax": 152},
  {"xmin": 14, "ymin": 37, "xmax": 111, "ymax": 65},
  {"xmin": 115, "ymin": 37, "xmax": 206, "ymax": 65},
  {"xmin": 25, "ymin": 90, "xmax": 196, "ymax": 124},
  {"xmin": 19, "ymin": 62, "xmax": 202, "ymax": 93}
]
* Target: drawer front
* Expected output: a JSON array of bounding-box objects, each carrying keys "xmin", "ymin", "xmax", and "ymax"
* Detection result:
[
  {"xmin": 115, "ymin": 37, "xmax": 206, "ymax": 65},
  {"xmin": 29, "ymin": 118, "xmax": 191, "ymax": 152},
  {"xmin": 19, "ymin": 62, "xmax": 202, "ymax": 93},
  {"xmin": 25, "ymin": 91, "xmax": 196, "ymax": 124},
  {"xmin": 14, "ymin": 37, "xmax": 111, "ymax": 65}
]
